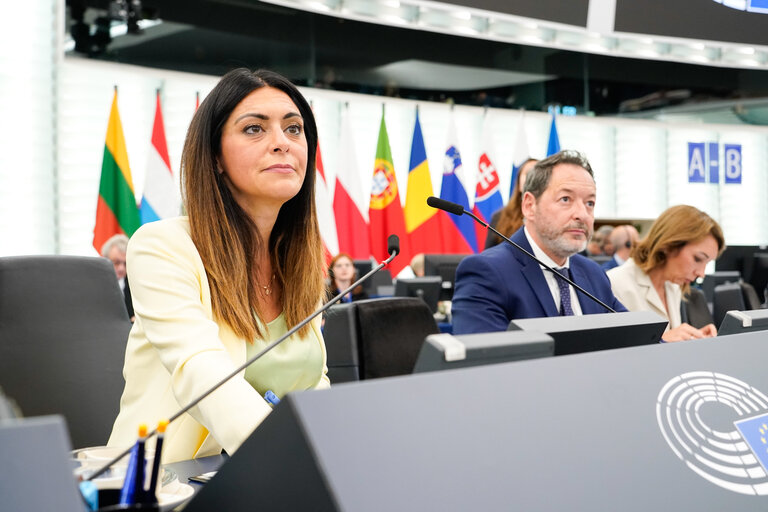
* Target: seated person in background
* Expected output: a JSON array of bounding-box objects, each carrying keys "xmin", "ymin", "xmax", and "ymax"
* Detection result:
[
  {"xmin": 484, "ymin": 158, "xmax": 537, "ymax": 249},
  {"xmin": 599, "ymin": 225, "xmax": 616, "ymax": 256},
  {"xmin": 410, "ymin": 253, "xmax": 425, "ymax": 277},
  {"xmin": 327, "ymin": 253, "xmax": 368, "ymax": 303},
  {"xmin": 108, "ymin": 68, "xmax": 330, "ymax": 463},
  {"xmin": 607, "ymin": 205, "xmax": 723, "ymax": 342},
  {"xmin": 101, "ymin": 233, "xmax": 134, "ymax": 321},
  {"xmin": 602, "ymin": 224, "xmax": 639, "ymax": 271},
  {"xmin": 587, "ymin": 224, "xmax": 613, "ymax": 256},
  {"xmin": 452, "ymin": 150, "xmax": 626, "ymax": 334}
]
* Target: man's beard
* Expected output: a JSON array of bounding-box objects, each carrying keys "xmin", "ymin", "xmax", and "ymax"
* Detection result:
[{"xmin": 538, "ymin": 221, "xmax": 591, "ymax": 260}]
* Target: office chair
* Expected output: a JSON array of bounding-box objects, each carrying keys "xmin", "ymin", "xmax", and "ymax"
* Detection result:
[
  {"xmin": 712, "ymin": 282, "xmax": 762, "ymax": 328},
  {"xmin": 324, "ymin": 297, "xmax": 440, "ymax": 383},
  {"xmin": 680, "ymin": 287, "xmax": 715, "ymax": 329},
  {"xmin": 0, "ymin": 255, "xmax": 132, "ymax": 448}
]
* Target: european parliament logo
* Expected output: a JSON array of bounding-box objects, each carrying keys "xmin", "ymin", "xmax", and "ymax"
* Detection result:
[
  {"xmin": 688, "ymin": 142, "xmax": 742, "ymax": 184},
  {"xmin": 714, "ymin": 0, "xmax": 768, "ymax": 14},
  {"xmin": 657, "ymin": 372, "xmax": 768, "ymax": 495}
]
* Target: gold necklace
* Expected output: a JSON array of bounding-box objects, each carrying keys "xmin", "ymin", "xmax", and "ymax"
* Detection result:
[{"xmin": 259, "ymin": 273, "xmax": 275, "ymax": 296}]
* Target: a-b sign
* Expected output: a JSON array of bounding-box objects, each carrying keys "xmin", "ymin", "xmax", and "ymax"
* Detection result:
[{"xmin": 688, "ymin": 142, "xmax": 742, "ymax": 184}]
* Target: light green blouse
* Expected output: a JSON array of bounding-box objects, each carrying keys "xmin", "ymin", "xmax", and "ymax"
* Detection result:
[{"xmin": 244, "ymin": 312, "xmax": 325, "ymax": 399}]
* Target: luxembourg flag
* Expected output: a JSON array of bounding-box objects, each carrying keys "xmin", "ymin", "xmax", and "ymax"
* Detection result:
[
  {"xmin": 472, "ymin": 112, "xmax": 503, "ymax": 248},
  {"xmin": 440, "ymin": 115, "xmax": 478, "ymax": 253},
  {"xmin": 140, "ymin": 91, "xmax": 179, "ymax": 224},
  {"xmin": 510, "ymin": 110, "xmax": 530, "ymax": 200}
]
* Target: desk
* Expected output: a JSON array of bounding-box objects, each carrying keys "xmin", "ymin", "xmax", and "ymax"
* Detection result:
[{"xmin": 164, "ymin": 454, "xmax": 226, "ymax": 509}]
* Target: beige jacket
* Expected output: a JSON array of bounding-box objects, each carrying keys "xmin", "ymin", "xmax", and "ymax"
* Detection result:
[
  {"xmin": 607, "ymin": 258, "xmax": 682, "ymax": 329},
  {"xmin": 108, "ymin": 217, "xmax": 330, "ymax": 463}
]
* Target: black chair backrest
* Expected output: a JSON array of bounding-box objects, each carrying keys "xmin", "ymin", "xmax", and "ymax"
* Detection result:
[
  {"xmin": 323, "ymin": 303, "xmax": 361, "ymax": 384},
  {"xmin": 680, "ymin": 287, "xmax": 714, "ymax": 329},
  {"xmin": 741, "ymin": 282, "xmax": 762, "ymax": 310},
  {"xmin": 323, "ymin": 297, "xmax": 439, "ymax": 383},
  {"xmin": 712, "ymin": 282, "xmax": 746, "ymax": 329},
  {"xmin": 0, "ymin": 255, "xmax": 132, "ymax": 448},
  {"xmin": 356, "ymin": 297, "xmax": 439, "ymax": 379}
]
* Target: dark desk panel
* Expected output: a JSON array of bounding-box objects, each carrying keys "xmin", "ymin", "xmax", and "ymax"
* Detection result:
[{"xmin": 187, "ymin": 332, "xmax": 768, "ymax": 511}]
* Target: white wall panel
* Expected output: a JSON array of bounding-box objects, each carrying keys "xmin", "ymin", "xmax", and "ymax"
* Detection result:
[
  {"xmin": 614, "ymin": 123, "xmax": 667, "ymax": 219},
  {"xmin": 0, "ymin": 0, "xmax": 57, "ymax": 255},
  {"xmin": 45, "ymin": 58, "xmax": 768, "ymax": 256},
  {"xmin": 717, "ymin": 130, "xmax": 768, "ymax": 245}
]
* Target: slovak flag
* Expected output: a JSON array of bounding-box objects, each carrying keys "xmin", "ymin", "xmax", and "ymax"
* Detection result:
[
  {"xmin": 439, "ymin": 115, "xmax": 478, "ymax": 253},
  {"xmin": 472, "ymin": 112, "xmax": 504, "ymax": 249}
]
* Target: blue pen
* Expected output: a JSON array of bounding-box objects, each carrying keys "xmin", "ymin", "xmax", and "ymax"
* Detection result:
[{"xmin": 264, "ymin": 390, "xmax": 280, "ymax": 407}]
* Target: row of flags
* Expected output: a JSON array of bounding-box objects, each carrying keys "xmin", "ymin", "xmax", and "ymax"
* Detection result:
[
  {"xmin": 93, "ymin": 89, "xmax": 561, "ymax": 277},
  {"xmin": 318, "ymin": 107, "xmax": 562, "ymax": 275},
  {"xmin": 93, "ymin": 88, "xmax": 179, "ymax": 253}
]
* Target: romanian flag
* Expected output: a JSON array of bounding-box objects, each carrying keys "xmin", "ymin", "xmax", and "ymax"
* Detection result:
[
  {"xmin": 404, "ymin": 110, "xmax": 443, "ymax": 254},
  {"xmin": 93, "ymin": 88, "xmax": 141, "ymax": 253},
  {"xmin": 369, "ymin": 112, "xmax": 411, "ymax": 275}
]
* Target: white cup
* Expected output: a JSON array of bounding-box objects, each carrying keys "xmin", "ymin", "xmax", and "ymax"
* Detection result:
[{"xmin": 72, "ymin": 445, "xmax": 159, "ymax": 490}]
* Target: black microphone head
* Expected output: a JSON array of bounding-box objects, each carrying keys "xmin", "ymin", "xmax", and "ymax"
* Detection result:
[
  {"xmin": 427, "ymin": 196, "xmax": 464, "ymax": 216},
  {"xmin": 387, "ymin": 235, "xmax": 400, "ymax": 256}
]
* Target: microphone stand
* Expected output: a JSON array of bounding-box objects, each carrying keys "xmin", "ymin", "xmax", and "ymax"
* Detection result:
[
  {"xmin": 86, "ymin": 246, "xmax": 399, "ymax": 482},
  {"xmin": 428, "ymin": 196, "xmax": 615, "ymax": 314}
]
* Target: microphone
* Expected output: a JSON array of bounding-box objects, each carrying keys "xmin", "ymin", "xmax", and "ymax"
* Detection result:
[
  {"xmin": 427, "ymin": 196, "xmax": 463, "ymax": 216},
  {"xmin": 87, "ymin": 237, "xmax": 400, "ymax": 481},
  {"xmin": 387, "ymin": 234, "xmax": 400, "ymax": 257},
  {"xmin": 427, "ymin": 196, "xmax": 615, "ymax": 314}
]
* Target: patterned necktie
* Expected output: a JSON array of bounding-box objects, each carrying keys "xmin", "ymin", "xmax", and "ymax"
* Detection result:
[{"xmin": 555, "ymin": 268, "xmax": 574, "ymax": 316}]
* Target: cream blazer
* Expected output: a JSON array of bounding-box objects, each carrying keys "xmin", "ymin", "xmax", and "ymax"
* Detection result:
[
  {"xmin": 108, "ymin": 217, "xmax": 330, "ymax": 463},
  {"xmin": 606, "ymin": 258, "xmax": 682, "ymax": 329}
]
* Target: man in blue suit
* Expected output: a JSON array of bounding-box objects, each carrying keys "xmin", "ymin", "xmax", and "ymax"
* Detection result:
[
  {"xmin": 452, "ymin": 150, "xmax": 626, "ymax": 334},
  {"xmin": 601, "ymin": 224, "xmax": 639, "ymax": 271}
]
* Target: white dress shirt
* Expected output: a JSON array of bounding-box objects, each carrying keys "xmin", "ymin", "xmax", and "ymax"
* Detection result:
[{"xmin": 523, "ymin": 227, "xmax": 584, "ymax": 315}]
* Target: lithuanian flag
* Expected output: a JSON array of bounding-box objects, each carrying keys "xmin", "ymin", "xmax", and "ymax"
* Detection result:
[{"xmin": 93, "ymin": 88, "xmax": 141, "ymax": 253}]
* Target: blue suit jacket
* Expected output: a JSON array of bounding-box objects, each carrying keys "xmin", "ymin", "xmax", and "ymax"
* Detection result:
[
  {"xmin": 601, "ymin": 255, "xmax": 620, "ymax": 271},
  {"xmin": 452, "ymin": 227, "xmax": 627, "ymax": 334}
]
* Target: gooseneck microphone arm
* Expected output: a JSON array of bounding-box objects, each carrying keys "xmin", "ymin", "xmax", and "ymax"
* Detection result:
[
  {"xmin": 87, "ymin": 235, "xmax": 401, "ymax": 481},
  {"xmin": 426, "ymin": 196, "xmax": 615, "ymax": 314}
]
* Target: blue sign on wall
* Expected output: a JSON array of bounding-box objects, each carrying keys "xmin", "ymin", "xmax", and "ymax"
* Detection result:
[
  {"xmin": 724, "ymin": 144, "xmax": 743, "ymax": 184},
  {"xmin": 707, "ymin": 142, "xmax": 719, "ymax": 183},
  {"xmin": 688, "ymin": 142, "xmax": 742, "ymax": 184},
  {"xmin": 688, "ymin": 142, "xmax": 706, "ymax": 183}
]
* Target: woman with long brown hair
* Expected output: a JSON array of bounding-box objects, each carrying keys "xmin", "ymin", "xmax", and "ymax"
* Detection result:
[
  {"xmin": 607, "ymin": 205, "xmax": 724, "ymax": 342},
  {"xmin": 108, "ymin": 68, "xmax": 329, "ymax": 462}
]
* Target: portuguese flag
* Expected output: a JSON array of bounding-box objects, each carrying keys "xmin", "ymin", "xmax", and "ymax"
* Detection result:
[
  {"xmin": 368, "ymin": 111, "xmax": 411, "ymax": 275},
  {"xmin": 93, "ymin": 88, "xmax": 141, "ymax": 253}
]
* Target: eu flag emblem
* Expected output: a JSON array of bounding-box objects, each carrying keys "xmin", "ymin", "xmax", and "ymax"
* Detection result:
[{"xmin": 734, "ymin": 412, "xmax": 768, "ymax": 473}]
